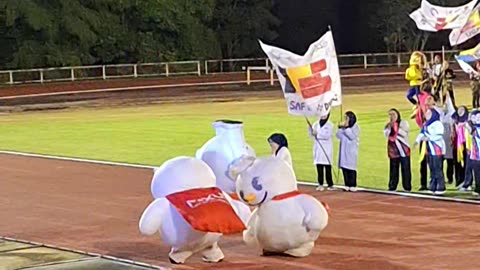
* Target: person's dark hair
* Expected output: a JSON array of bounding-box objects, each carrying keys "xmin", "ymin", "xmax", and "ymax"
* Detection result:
[
  {"xmin": 267, "ymin": 133, "xmax": 288, "ymax": 155},
  {"xmin": 345, "ymin": 111, "xmax": 357, "ymax": 128},
  {"xmin": 389, "ymin": 108, "xmax": 401, "ymax": 124}
]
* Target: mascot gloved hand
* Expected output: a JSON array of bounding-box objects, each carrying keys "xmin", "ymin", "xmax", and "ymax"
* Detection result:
[
  {"xmin": 196, "ymin": 120, "xmax": 256, "ymax": 196},
  {"xmin": 139, "ymin": 157, "xmax": 251, "ymax": 264},
  {"xmin": 230, "ymin": 156, "xmax": 330, "ymax": 258}
]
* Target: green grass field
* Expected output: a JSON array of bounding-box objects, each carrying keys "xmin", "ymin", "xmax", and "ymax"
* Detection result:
[{"xmin": 0, "ymin": 88, "xmax": 476, "ymax": 197}]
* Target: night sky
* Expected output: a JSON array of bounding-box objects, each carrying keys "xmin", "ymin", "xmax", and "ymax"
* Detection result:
[
  {"xmin": 272, "ymin": 0, "xmax": 373, "ymax": 54},
  {"xmin": 270, "ymin": 0, "xmax": 475, "ymax": 54}
]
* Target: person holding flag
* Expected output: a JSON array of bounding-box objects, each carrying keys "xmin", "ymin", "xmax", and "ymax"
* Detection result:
[
  {"xmin": 414, "ymin": 108, "xmax": 446, "ymax": 195},
  {"xmin": 308, "ymin": 113, "xmax": 334, "ymax": 191}
]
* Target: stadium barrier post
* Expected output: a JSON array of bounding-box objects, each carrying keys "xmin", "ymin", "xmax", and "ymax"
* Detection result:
[
  {"xmin": 102, "ymin": 66, "xmax": 106, "ymax": 80},
  {"xmin": 270, "ymin": 68, "xmax": 274, "ymax": 86}
]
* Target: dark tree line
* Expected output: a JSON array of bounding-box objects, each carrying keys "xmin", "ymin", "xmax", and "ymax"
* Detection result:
[
  {"xmin": 0, "ymin": 0, "xmax": 473, "ymax": 69},
  {"xmin": 0, "ymin": 0, "xmax": 279, "ymax": 69}
]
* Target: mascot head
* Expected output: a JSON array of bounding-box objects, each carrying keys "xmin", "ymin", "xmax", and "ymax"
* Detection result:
[
  {"xmin": 150, "ymin": 156, "xmax": 216, "ymax": 198},
  {"xmin": 409, "ymin": 51, "xmax": 427, "ymax": 67},
  {"xmin": 232, "ymin": 156, "xmax": 297, "ymax": 206}
]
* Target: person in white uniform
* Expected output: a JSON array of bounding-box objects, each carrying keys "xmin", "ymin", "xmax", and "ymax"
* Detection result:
[
  {"xmin": 268, "ymin": 133, "xmax": 293, "ymax": 168},
  {"xmin": 308, "ymin": 113, "xmax": 334, "ymax": 191}
]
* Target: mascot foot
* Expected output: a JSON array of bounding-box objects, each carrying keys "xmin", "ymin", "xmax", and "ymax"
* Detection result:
[
  {"xmin": 201, "ymin": 243, "xmax": 224, "ymax": 263},
  {"xmin": 168, "ymin": 249, "xmax": 193, "ymax": 264},
  {"xmin": 262, "ymin": 250, "xmax": 287, "ymax": 257},
  {"xmin": 284, "ymin": 241, "xmax": 315, "ymax": 258},
  {"xmin": 169, "ymin": 257, "xmax": 181, "ymax": 264}
]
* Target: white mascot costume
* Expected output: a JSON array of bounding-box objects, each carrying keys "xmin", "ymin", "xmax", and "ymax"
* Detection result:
[
  {"xmin": 139, "ymin": 157, "xmax": 251, "ymax": 264},
  {"xmin": 196, "ymin": 120, "xmax": 256, "ymax": 196},
  {"xmin": 231, "ymin": 156, "xmax": 330, "ymax": 257}
]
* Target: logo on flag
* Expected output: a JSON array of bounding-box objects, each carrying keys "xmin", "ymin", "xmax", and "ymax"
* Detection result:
[
  {"xmin": 410, "ymin": 0, "xmax": 477, "ymax": 32},
  {"xmin": 259, "ymin": 31, "xmax": 342, "ymax": 117},
  {"xmin": 450, "ymin": 4, "xmax": 480, "ymax": 46}
]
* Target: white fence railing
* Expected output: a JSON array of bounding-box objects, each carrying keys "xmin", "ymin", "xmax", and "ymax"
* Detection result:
[{"xmin": 0, "ymin": 50, "xmax": 460, "ymax": 85}]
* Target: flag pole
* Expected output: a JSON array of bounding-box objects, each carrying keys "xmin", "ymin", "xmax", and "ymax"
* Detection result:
[{"xmin": 328, "ymin": 24, "xmax": 343, "ymax": 186}]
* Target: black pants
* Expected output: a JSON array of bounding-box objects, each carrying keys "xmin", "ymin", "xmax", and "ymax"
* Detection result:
[
  {"xmin": 471, "ymin": 160, "xmax": 480, "ymax": 193},
  {"xmin": 428, "ymin": 155, "xmax": 446, "ymax": 192},
  {"xmin": 342, "ymin": 168, "xmax": 357, "ymax": 187},
  {"xmin": 473, "ymin": 91, "xmax": 480, "ymax": 108},
  {"xmin": 389, "ymin": 157, "xmax": 412, "ymax": 191},
  {"xmin": 420, "ymin": 142, "xmax": 428, "ymax": 189},
  {"xmin": 453, "ymin": 147, "xmax": 467, "ymax": 187},
  {"xmin": 445, "ymin": 158, "xmax": 454, "ymax": 184},
  {"xmin": 316, "ymin": 164, "xmax": 333, "ymax": 187}
]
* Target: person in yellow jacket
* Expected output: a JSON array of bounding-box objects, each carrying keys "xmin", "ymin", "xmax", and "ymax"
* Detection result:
[{"xmin": 405, "ymin": 51, "xmax": 427, "ymax": 105}]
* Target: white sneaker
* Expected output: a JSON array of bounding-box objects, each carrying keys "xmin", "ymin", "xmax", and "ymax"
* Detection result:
[
  {"xmin": 327, "ymin": 187, "xmax": 335, "ymax": 191},
  {"xmin": 349, "ymin": 187, "xmax": 358, "ymax": 192},
  {"xmin": 344, "ymin": 187, "xmax": 351, "ymax": 192},
  {"xmin": 316, "ymin": 186, "xmax": 325, "ymax": 191},
  {"xmin": 434, "ymin": 190, "xmax": 446, "ymax": 195},
  {"xmin": 473, "ymin": 192, "xmax": 480, "ymax": 196}
]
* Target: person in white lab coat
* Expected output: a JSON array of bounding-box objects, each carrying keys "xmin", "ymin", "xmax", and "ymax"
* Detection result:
[
  {"xmin": 308, "ymin": 113, "xmax": 334, "ymax": 191},
  {"xmin": 268, "ymin": 133, "xmax": 292, "ymax": 169}
]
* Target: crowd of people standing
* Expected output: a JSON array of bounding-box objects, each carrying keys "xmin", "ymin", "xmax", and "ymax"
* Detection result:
[{"xmin": 267, "ymin": 52, "xmax": 479, "ymax": 197}]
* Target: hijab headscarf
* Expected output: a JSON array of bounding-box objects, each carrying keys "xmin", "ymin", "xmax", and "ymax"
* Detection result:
[
  {"xmin": 268, "ymin": 133, "xmax": 288, "ymax": 156},
  {"xmin": 345, "ymin": 111, "xmax": 357, "ymax": 128},
  {"xmin": 453, "ymin": 106, "xmax": 469, "ymax": 123},
  {"xmin": 319, "ymin": 113, "xmax": 330, "ymax": 128},
  {"xmin": 425, "ymin": 109, "xmax": 440, "ymax": 127}
]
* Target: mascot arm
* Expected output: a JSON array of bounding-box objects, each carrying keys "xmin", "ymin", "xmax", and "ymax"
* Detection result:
[
  {"xmin": 299, "ymin": 195, "xmax": 329, "ymax": 232},
  {"xmin": 223, "ymin": 192, "xmax": 252, "ymax": 225},
  {"xmin": 139, "ymin": 198, "xmax": 169, "ymax": 236},
  {"xmin": 405, "ymin": 68, "xmax": 414, "ymax": 81},
  {"xmin": 243, "ymin": 208, "xmax": 259, "ymax": 247}
]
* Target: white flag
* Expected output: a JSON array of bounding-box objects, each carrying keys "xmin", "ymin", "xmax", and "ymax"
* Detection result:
[
  {"xmin": 455, "ymin": 55, "xmax": 479, "ymax": 76},
  {"xmin": 450, "ymin": 4, "xmax": 480, "ymax": 46},
  {"xmin": 259, "ymin": 31, "xmax": 341, "ymax": 117},
  {"xmin": 410, "ymin": 0, "xmax": 477, "ymax": 32}
]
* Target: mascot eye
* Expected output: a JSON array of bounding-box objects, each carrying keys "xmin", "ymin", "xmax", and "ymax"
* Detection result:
[{"xmin": 251, "ymin": 177, "xmax": 263, "ymax": 191}]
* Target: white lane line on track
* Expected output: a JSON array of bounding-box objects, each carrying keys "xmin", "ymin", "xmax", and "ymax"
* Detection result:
[
  {"xmin": 0, "ymin": 150, "xmax": 479, "ymax": 205},
  {"xmin": 0, "ymin": 236, "xmax": 176, "ymax": 270}
]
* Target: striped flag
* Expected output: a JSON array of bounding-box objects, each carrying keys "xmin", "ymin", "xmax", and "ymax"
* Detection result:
[{"xmin": 259, "ymin": 31, "xmax": 341, "ymax": 117}]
